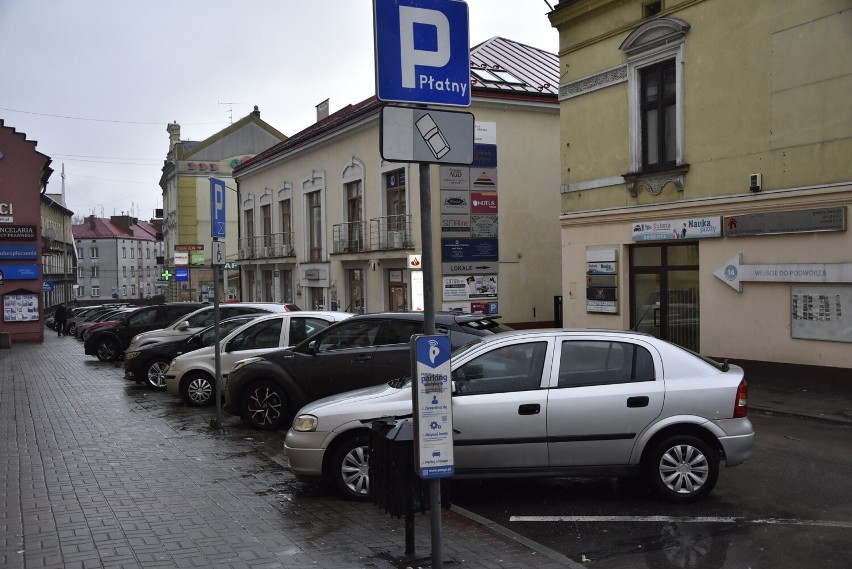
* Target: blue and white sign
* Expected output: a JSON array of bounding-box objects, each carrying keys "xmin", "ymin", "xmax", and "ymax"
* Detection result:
[
  {"xmin": 0, "ymin": 245, "xmax": 38, "ymax": 260},
  {"xmin": 411, "ymin": 334, "xmax": 454, "ymax": 479},
  {"xmin": 42, "ymin": 281, "xmax": 54, "ymax": 292},
  {"xmin": 374, "ymin": 0, "xmax": 470, "ymax": 107},
  {"xmin": 174, "ymin": 268, "xmax": 189, "ymax": 282},
  {"xmin": 210, "ymin": 178, "xmax": 226, "ymax": 239},
  {"xmin": 0, "ymin": 264, "xmax": 39, "ymax": 280}
]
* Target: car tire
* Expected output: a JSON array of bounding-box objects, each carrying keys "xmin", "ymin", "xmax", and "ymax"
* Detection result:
[
  {"xmin": 328, "ymin": 433, "xmax": 371, "ymax": 501},
  {"xmin": 67, "ymin": 323, "xmax": 77, "ymax": 336},
  {"xmin": 243, "ymin": 380, "xmax": 289, "ymax": 431},
  {"xmin": 183, "ymin": 372, "xmax": 215, "ymax": 407},
  {"xmin": 144, "ymin": 360, "xmax": 170, "ymax": 390},
  {"xmin": 95, "ymin": 338, "xmax": 119, "ymax": 362},
  {"xmin": 646, "ymin": 435, "xmax": 719, "ymax": 503}
]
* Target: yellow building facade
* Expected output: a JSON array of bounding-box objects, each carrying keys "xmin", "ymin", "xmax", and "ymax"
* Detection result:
[{"xmin": 550, "ymin": 0, "xmax": 852, "ymax": 385}]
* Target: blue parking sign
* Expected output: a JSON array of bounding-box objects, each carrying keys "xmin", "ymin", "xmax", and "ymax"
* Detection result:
[
  {"xmin": 210, "ymin": 178, "xmax": 226, "ymax": 238},
  {"xmin": 374, "ymin": 0, "xmax": 470, "ymax": 106}
]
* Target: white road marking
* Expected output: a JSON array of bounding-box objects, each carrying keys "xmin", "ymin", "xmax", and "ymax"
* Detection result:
[{"xmin": 510, "ymin": 516, "xmax": 852, "ymax": 528}]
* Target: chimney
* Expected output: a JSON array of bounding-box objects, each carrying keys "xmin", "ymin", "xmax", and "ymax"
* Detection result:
[
  {"xmin": 110, "ymin": 215, "xmax": 133, "ymax": 232},
  {"xmin": 167, "ymin": 122, "xmax": 181, "ymax": 150},
  {"xmin": 252, "ymin": 105, "xmax": 260, "ymax": 117},
  {"xmin": 88, "ymin": 215, "xmax": 96, "ymax": 230},
  {"xmin": 316, "ymin": 99, "xmax": 329, "ymax": 122}
]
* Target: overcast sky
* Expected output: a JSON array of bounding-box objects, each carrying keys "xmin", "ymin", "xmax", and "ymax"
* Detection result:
[{"xmin": 0, "ymin": 0, "xmax": 558, "ymax": 223}]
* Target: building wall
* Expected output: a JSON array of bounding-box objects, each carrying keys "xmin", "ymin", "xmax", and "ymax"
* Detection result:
[
  {"xmin": 0, "ymin": 121, "xmax": 50, "ymax": 343},
  {"xmin": 236, "ymin": 101, "xmax": 562, "ymax": 326},
  {"xmin": 551, "ymin": 0, "xmax": 852, "ymax": 381}
]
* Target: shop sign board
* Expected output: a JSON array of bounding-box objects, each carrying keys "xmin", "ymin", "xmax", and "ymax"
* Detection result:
[
  {"xmin": 0, "ymin": 264, "xmax": 39, "ymax": 280},
  {"xmin": 440, "ymin": 191, "xmax": 470, "ymax": 214},
  {"xmin": 724, "ymin": 206, "xmax": 846, "ymax": 237},
  {"xmin": 441, "ymin": 238, "xmax": 498, "ymax": 262},
  {"xmin": 470, "ymin": 192, "xmax": 497, "ymax": 214},
  {"xmin": 470, "ymin": 168, "xmax": 497, "ymax": 191},
  {"xmin": 0, "ymin": 225, "xmax": 37, "ymax": 240},
  {"xmin": 441, "ymin": 214, "xmax": 470, "ymax": 237},
  {"xmin": 174, "ymin": 244, "xmax": 204, "ymax": 251},
  {"xmin": 441, "ymin": 261, "xmax": 497, "ymax": 275},
  {"xmin": 439, "ymin": 165, "xmax": 470, "ymax": 190},
  {"xmin": 174, "ymin": 252, "xmax": 189, "ymax": 266},
  {"xmin": 470, "ymin": 215, "xmax": 497, "ymax": 238},
  {"xmin": 472, "ymin": 144, "xmax": 497, "ymax": 167},
  {"xmin": 632, "ymin": 217, "xmax": 721, "ymax": 241},
  {"xmin": 442, "ymin": 274, "xmax": 497, "ymax": 301},
  {"xmin": 0, "ymin": 245, "xmax": 38, "ymax": 260}
]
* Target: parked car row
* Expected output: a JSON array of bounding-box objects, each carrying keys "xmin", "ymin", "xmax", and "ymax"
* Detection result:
[{"xmin": 88, "ymin": 308, "xmax": 753, "ymax": 505}]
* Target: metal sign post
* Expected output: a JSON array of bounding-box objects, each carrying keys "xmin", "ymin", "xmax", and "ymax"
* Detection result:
[
  {"xmin": 210, "ymin": 178, "xmax": 226, "ymax": 429},
  {"xmin": 373, "ymin": 3, "xmax": 470, "ymax": 566}
]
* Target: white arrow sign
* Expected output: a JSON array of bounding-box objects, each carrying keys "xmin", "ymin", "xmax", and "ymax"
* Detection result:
[{"xmin": 714, "ymin": 254, "xmax": 852, "ymax": 292}]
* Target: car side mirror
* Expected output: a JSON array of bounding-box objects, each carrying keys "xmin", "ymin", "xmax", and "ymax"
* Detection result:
[
  {"xmin": 307, "ymin": 340, "xmax": 318, "ymax": 355},
  {"xmin": 177, "ymin": 320, "xmax": 190, "ymax": 331}
]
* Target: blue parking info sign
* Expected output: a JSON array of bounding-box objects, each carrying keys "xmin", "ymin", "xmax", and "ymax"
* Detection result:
[
  {"xmin": 210, "ymin": 178, "xmax": 226, "ymax": 238},
  {"xmin": 411, "ymin": 334, "xmax": 454, "ymax": 479},
  {"xmin": 374, "ymin": 0, "xmax": 470, "ymax": 107}
]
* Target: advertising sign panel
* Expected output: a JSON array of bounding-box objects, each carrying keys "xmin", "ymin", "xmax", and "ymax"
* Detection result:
[
  {"xmin": 411, "ymin": 334, "xmax": 454, "ymax": 479},
  {"xmin": 470, "ymin": 192, "xmax": 497, "ymax": 214},
  {"xmin": 0, "ymin": 245, "xmax": 38, "ymax": 260},
  {"xmin": 632, "ymin": 217, "xmax": 722, "ymax": 241},
  {"xmin": 0, "ymin": 225, "xmax": 37, "ymax": 241},
  {"xmin": 441, "ymin": 238, "xmax": 498, "ymax": 262},
  {"xmin": 442, "ymin": 274, "xmax": 497, "ymax": 301}
]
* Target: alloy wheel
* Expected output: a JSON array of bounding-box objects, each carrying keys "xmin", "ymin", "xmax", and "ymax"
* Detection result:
[
  {"xmin": 246, "ymin": 383, "xmax": 285, "ymax": 430},
  {"xmin": 658, "ymin": 443, "xmax": 710, "ymax": 495},
  {"xmin": 145, "ymin": 361, "xmax": 169, "ymax": 390},
  {"xmin": 186, "ymin": 374, "xmax": 214, "ymax": 406}
]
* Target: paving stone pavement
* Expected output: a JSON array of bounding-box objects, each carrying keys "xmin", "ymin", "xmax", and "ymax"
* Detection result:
[{"xmin": 1, "ymin": 332, "xmax": 575, "ymax": 569}]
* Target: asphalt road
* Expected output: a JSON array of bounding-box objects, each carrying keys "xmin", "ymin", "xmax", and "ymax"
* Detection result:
[{"xmin": 450, "ymin": 411, "xmax": 852, "ymax": 568}]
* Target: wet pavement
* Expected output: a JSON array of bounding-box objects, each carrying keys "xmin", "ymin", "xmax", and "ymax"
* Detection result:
[
  {"xmin": 1, "ymin": 332, "xmax": 574, "ymax": 569},
  {"xmin": 2, "ymin": 332, "xmax": 850, "ymax": 569}
]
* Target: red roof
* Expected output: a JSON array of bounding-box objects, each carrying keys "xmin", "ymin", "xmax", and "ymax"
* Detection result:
[{"xmin": 72, "ymin": 216, "xmax": 159, "ymax": 241}]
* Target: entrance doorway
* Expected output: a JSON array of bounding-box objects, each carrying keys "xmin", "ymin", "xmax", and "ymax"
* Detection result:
[{"xmin": 630, "ymin": 243, "xmax": 700, "ymax": 351}]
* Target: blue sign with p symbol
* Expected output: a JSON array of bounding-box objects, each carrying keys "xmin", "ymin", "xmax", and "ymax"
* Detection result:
[{"xmin": 210, "ymin": 178, "xmax": 226, "ymax": 238}]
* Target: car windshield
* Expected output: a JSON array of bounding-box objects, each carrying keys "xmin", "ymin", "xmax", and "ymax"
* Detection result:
[{"xmin": 194, "ymin": 317, "xmax": 258, "ymax": 346}]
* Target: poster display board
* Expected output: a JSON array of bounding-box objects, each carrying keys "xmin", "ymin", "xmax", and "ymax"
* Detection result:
[{"xmin": 3, "ymin": 291, "xmax": 40, "ymax": 322}]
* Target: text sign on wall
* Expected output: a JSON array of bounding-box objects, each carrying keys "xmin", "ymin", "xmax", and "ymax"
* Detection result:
[
  {"xmin": 791, "ymin": 285, "xmax": 852, "ymax": 343},
  {"xmin": 724, "ymin": 206, "xmax": 846, "ymax": 237},
  {"xmin": 632, "ymin": 217, "xmax": 722, "ymax": 241},
  {"xmin": 0, "ymin": 245, "xmax": 38, "ymax": 260}
]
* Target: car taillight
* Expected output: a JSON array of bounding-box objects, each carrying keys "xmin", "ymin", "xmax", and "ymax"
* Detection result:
[{"xmin": 733, "ymin": 379, "xmax": 748, "ymax": 418}]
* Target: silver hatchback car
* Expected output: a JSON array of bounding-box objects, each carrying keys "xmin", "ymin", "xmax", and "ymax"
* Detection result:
[{"xmin": 285, "ymin": 329, "xmax": 754, "ymax": 503}]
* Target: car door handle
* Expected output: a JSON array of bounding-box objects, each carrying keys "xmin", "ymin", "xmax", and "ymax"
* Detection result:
[
  {"xmin": 627, "ymin": 396, "xmax": 649, "ymax": 408},
  {"xmin": 353, "ymin": 355, "xmax": 373, "ymax": 362},
  {"xmin": 518, "ymin": 403, "xmax": 540, "ymax": 415}
]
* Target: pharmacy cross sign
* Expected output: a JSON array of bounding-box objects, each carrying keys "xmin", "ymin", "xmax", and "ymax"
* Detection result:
[{"xmin": 161, "ymin": 270, "xmax": 173, "ymax": 281}]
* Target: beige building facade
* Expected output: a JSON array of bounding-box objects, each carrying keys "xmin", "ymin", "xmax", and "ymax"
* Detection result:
[
  {"xmin": 549, "ymin": 0, "xmax": 852, "ymax": 385},
  {"xmin": 234, "ymin": 38, "xmax": 562, "ymax": 328},
  {"xmin": 159, "ymin": 108, "xmax": 286, "ymax": 302}
]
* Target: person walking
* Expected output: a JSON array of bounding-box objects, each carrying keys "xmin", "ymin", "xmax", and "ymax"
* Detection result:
[{"xmin": 54, "ymin": 303, "xmax": 68, "ymax": 336}]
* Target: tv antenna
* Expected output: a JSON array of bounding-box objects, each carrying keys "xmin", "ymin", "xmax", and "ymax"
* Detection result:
[{"xmin": 218, "ymin": 101, "xmax": 245, "ymax": 124}]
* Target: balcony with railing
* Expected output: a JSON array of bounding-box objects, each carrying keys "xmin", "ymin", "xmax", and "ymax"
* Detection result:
[
  {"xmin": 332, "ymin": 221, "xmax": 367, "ymax": 254},
  {"xmin": 369, "ymin": 214, "xmax": 413, "ymax": 251},
  {"xmin": 238, "ymin": 232, "xmax": 296, "ymax": 260}
]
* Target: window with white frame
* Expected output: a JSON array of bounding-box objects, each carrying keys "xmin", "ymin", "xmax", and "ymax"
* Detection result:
[
  {"xmin": 77, "ymin": 247, "xmax": 83, "ymax": 259},
  {"xmin": 90, "ymin": 247, "xmax": 99, "ymax": 259},
  {"xmin": 280, "ymin": 199, "xmax": 292, "ymax": 253},
  {"xmin": 91, "ymin": 286, "xmax": 100, "ymax": 297},
  {"xmin": 620, "ymin": 17, "xmax": 689, "ymax": 175},
  {"xmin": 78, "ymin": 266, "xmax": 85, "ymax": 278},
  {"xmin": 91, "ymin": 265, "xmax": 99, "ymax": 278},
  {"xmin": 77, "ymin": 286, "xmax": 85, "ymax": 297}
]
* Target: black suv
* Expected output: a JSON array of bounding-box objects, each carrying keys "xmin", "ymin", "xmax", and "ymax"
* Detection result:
[
  {"xmin": 84, "ymin": 303, "xmax": 205, "ymax": 362},
  {"xmin": 223, "ymin": 311, "xmax": 512, "ymax": 430}
]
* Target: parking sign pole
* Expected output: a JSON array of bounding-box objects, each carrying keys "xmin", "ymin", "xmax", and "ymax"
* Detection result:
[{"xmin": 419, "ymin": 161, "xmax": 444, "ymax": 567}]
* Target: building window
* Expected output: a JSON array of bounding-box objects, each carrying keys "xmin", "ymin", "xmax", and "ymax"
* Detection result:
[
  {"xmin": 262, "ymin": 204, "xmax": 272, "ymax": 249},
  {"xmin": 346, "ymin": 180, "xmax": 363, "ymax": 250},
  {"xmin": 386, "ymin": 168, "xmax": 406, "ymax": 232},
  {"xmin": 77, "ymin": 286, "xmax": 85, "ymax": 297},
  {"xmin": 621, "ymin": 17, "xmax": 689, "ymax": 175},
  {"xmin": 280, "ymin": 199, "xmax": 292, "ymax": 253},
  {"xmin": 146, "ymin": 249, "xmax": 150, "ymax": 259},
  {"xmin": 90, "ymin": 247, "xmax": 99, "ymax": 259},
  {"xmin": 640, "ymin": 59, "xmax": 676, "ymax": 171},
  {"xmin": 123, "ymin": 266, "xmax": 127, "ymax": 277},
  {"xmin": 122, "ymin": 247, "xmax": 126, "ymax": 259},
  {"xmin": 91, "ymin": 286, "xmax": 100, "ymax": 297},
  {"xmin": 130, "ymin": 247, "xmax": 134, "ymax": 259},
  {"xmin": 91, "ymin": 265, "xmax": 99, "ymax": 278},
  {"xmin": 138, "ymin": 247, "xmax": 142, "ymax": 258},
  {"xmin": 643, "ymin": 0, "xmax": 662, "ymax": 18},
  {"xmin": 122, "ymin": 285, "xmax": 127, "ymax": 297},
  {"xmin": 78, "ymin": 266, "xmax": 85, "ymax": 278},
  {"xmin": 77, "ymin": 247, "xmax": 83, "ymax": 258},
  {"xmin": 307, "ymin": 191, "xmax": 323, "ymax": 262},
  {"xmin": 131, "ymin": 285, "xmax": 136, "ymax": 296},
  {"xmin": 130, "ymin": 266, "xmax": 135, "ymax": 277},
  {"xmin": 245, "ymin": 209, "xmax": 255, "ymax": 256}
]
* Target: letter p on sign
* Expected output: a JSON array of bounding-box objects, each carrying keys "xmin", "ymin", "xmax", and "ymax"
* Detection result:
[{"xmin": 399, "ymin": 7, "xmax": 450, "ymax": 88}]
